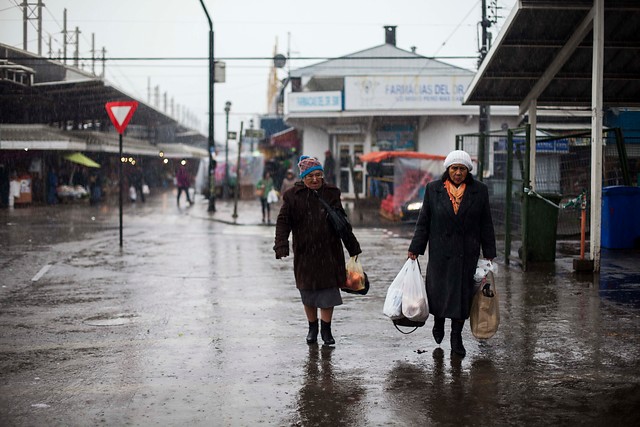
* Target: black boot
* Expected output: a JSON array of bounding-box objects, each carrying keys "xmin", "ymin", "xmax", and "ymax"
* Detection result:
[
  {"xmin": 306, "ymin": 320, "xmax": 318, "ymax": 344},
  {"xmin": 320, "ymin": 320, "xmax": 335, "ymax": 345},
  {"xmin": 450, "ymin": 320, "xmax": 466, "ymax": 357},
  {"xmin": 432, "ymin": 317, "xmax": 445, "ymax": 344}
]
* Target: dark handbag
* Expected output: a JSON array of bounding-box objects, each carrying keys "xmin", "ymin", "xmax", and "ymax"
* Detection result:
[
  {"xmin": 392, "ymin": 317, "xmax": 425, "ymax": 334},
  {"xmin": 313, "ymin": 190, "xmax": 352, "ymax": 241}
]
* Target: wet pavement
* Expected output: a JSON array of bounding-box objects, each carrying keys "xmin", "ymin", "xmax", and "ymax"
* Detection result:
[{"xmin": 1, "ymin": 190, "xmax": 639, "ymax": 426}]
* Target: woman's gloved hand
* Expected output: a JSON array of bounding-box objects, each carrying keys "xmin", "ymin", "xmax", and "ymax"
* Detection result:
[{"xmin": 275, "ymin": 246, "xmax": 289, "ymax": 259}]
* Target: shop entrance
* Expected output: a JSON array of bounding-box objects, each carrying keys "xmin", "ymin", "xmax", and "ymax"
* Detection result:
[{"xmin": 337, "ymin": 142, "xmax": 364, "ymax": 198}]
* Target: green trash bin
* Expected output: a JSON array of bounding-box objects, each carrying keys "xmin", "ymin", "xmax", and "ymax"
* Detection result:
[{"xmin": 522, "ymin": 193, "xmax": 562, "ymax": 262}]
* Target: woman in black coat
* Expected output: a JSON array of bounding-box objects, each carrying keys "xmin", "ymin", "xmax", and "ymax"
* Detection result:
[
  {"xmin": 274, "ymin": 156, "xmax": 361, "ymax": 346},
  {"xmin": 408, "ymin": 150, "xmax": 496, "ymax": 357}
]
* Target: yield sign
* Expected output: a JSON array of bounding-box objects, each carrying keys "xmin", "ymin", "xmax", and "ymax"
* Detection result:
[{"xmin": 105, "ymin": 101, "xmax": 139, "ymax": 134}]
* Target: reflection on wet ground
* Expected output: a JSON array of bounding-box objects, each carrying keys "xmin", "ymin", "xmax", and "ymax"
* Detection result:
[{"xmin": 1, "ymin": 193, "xmax": 639, "ymax": 425}]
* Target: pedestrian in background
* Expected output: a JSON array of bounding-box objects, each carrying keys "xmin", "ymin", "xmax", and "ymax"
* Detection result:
[
  {"xmin": 407, "ymin": 150, "xmax": 496, "ymax": 357},
  {"xmin": 46, "ymin": 166, "xmax": 58, "ymax": 205},
  {"xmin": 323, "ymin": 150, "xmax": 336, "ymax": 185},
  {"xmin": 279, "ymin": 169, "xmax": 297, "ymax": 195},
  {"xmin": 274, "ymin": 155, "xmax": 361, "ymax": 346},
  {"xmin": 0, "ymin": 163, "xmax": 9, "ymax": 208},
  {"xmin": 256, "ymin": 171, "xmax": 274, "ymax": 223},
  {"xmin": 176, "ymin": 162, "xmax": 193, "ymax": 206},
  {"xmin": 130, "ymin": 164, "xmax": 145, "ymax": 203}
]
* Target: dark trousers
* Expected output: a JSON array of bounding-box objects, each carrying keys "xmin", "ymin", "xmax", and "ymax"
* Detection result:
[
  {"xmin": 177, "ymin": 186, "xmax": 192, "ymax": 204},
  {"xmin": 260, "ymin": 197, "xmax": 270, "ymax": 220}
]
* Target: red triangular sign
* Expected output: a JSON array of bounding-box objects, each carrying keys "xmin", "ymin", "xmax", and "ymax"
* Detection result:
[{"xmin": 105, "ymin": 101, "xmax": 139, "ymax": 135}]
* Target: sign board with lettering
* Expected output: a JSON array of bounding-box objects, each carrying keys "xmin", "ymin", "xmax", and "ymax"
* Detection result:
[
  {"xmin": 245, "ymin": 128, "xmax": 265, "ymax": 139},
  {"xmin": 344, "ymin": 76, "xmax": 475, "ymax": 111},
  {"xmin": 288, "ymin": 91, "xmax": 342, "ymax": 113}
]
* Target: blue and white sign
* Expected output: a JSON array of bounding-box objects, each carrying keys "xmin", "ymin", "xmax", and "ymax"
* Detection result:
[
  {"xmin": 344, "ymin": 75, "xmax": 474, "ymax": 111},
  {"xmin": 288, "ymin": 91, "xmax": 342, "ymax": 112}
]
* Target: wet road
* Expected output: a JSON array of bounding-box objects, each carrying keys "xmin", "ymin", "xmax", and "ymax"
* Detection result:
[{"xmin": 1, "ymin": 192, "xmax": 639, "ymax": 426}]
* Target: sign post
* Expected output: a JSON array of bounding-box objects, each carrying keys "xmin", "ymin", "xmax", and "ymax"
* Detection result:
[{"xmin": 105, "ymin": 101, "xmax": 138, "ymax": 247}]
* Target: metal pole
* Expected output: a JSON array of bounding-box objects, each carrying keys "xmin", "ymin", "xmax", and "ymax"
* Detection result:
[
  {"xmin": 224, "ymin": 101, "xmax": 231, "ymax": 199},
  {"xmin": 37, "ymin": 0, "xmax": 42, "ymax": 56},
  {"xmin": 119, "ymin": 134, "xmax": 123, "ymax": 247},
  {"xmin": 22, "ymin": 0, "xmax": 27, "ymax": 51},
  {"xmin": 232, "ymin": 121, "xmax": 244, "ymax": 220},
  {"xmin": 478, "ymin": 0, "xmax": 491, "ymax": 161},
  {"xmin": 198, "ymin": 0, "xmax": 216, "ymax": 212}
]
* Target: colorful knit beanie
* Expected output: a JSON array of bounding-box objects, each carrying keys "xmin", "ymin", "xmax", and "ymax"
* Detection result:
[{"xmin": 298, "ymin": 155, "xmax": 323, "ymax": 178}]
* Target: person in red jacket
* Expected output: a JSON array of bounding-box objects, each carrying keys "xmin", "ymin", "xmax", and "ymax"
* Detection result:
[{"xmin": 176, "ymin": 162, "xmax": 193, "ymax": 206}]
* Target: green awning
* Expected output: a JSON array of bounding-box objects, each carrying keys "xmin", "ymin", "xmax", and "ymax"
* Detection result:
[{"xmin": 64, "ymin": 152, "xmax": 100, "ymax": 168}]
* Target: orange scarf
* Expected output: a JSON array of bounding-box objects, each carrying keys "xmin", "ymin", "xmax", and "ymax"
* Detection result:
[{"xmin": 444, "ymin": 180, "xmax": 466, "ymax": 214}]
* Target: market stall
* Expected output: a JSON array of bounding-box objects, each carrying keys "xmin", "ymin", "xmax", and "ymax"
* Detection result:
[{"xmin": 360, "ymin": 151, "xmax": 446, "ymax": 221}]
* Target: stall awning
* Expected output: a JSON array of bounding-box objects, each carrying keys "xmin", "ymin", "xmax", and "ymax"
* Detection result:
[
  {"xmin": 64, "ymin": 152, "xmax": 100, "ymax": 168},
  {"xmin": 359, "ymin": 151, "xmax": 446, "ymax": 163},
  {"xmin": 270, "ymin": 127, "xmax": 299, "ymax": 150}
]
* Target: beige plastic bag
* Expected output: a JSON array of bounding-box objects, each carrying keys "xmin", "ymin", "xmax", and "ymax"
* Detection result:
[
  {"xmin": 344, "ymin": 256, "xmax": 365, "ymax": 291},
  {"xmin": 470, "ymin": 270, "xmax": 500, "ymax": 339}
]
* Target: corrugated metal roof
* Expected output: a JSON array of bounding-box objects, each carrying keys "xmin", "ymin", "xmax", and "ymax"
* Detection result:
[
  {"xmin": 290, "ymin": 44, "xmax": 474, "ymax": 78},
  {"xmin": 464, "ymin": 0, "xmax": 640, "ymax": 110}
]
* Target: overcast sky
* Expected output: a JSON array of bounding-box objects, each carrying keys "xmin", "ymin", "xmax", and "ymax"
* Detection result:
[{"xmin": 1, "ymin": 0, "xmax": 513, "ymax": 142}]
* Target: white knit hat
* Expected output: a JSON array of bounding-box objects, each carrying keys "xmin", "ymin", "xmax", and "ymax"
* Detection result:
[{"xmin": 444, "ymin": 150, "xmax": 473, "ymax": 172}]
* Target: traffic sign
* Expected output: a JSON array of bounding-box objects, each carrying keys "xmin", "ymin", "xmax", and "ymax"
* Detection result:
[
  {"xmin": 245, "ymin": 128, "xmax": 265, "ymax": 139},
  {"xmin": 105, "ymin": 101, "xmax": 139, "ymax": 135},
  {"xmin": 227, "ymin": 131, "xmax": 237, "ymax": 140}
]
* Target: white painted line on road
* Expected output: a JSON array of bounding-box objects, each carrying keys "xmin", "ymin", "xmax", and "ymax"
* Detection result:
[{"xmin": 31, "ymin": 264, "xmax": 52, "ymax": 282}]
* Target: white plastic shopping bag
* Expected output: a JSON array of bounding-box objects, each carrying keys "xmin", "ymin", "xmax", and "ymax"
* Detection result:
[
  {"xmin": 401, "ymin": 259, "xmax": 429, "ymax": 322},
  {"xmin": 267, "ymin": 189, "xmax": 279, "ymax": 204},
  {"xmin": 383, "ymin": 259, "xmax": 412, "ymax": 320},
  {"xmin": 129, "ymin": 185, "xmax": 137, "ymax": 201}
]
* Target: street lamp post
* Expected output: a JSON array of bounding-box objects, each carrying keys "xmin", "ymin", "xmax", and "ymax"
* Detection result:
[
  {"xmin": 224, "ymin": 100, "xmax": 231, "ymax": 199},
  {"xmin": 198, "ymin": 0, "xmax": 216, "ymax": 212},
  {"xmin": 249, "ymin": 118, "xmax": 254, "ymax": 152}
]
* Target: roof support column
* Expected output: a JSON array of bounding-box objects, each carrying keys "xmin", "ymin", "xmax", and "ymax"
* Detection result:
[
  {"xmin": 528, "ymin": 100, "xmax": 537, "ymax": 190},
  {"xmin": 590, "ymin": 0, "xmax": 604, "ymax": 272}
]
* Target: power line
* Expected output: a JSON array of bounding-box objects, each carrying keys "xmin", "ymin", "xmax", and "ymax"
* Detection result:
[{"xmin": 4, "ymin": 55, "xmax": 478, "ymax": 62}]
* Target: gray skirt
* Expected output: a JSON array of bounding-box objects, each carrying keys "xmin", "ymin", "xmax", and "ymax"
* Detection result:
[{"xmin": 299, "ymin": 287, "xmax": 343, "ymax": 308}]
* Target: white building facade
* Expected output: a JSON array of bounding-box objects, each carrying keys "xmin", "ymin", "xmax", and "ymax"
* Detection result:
[{"xmin": 284, "ymin": 28, "xmax": 520, "ymax": 197}]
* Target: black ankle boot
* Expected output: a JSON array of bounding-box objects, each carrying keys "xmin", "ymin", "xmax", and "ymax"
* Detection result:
[
  {"xmin": 306, "ymin": 320, "xmax": 318, "ymax": 344},
  {"xmin": 320, "ymin": 320, "xmax": 335, "ymax": 345},
  {"xmin": 450, "ymin": 320, "xmax": 466, "ymax": 357},
  {"xmin": 432, "ymin": 317, "xmax": 445, "ymax": 344}
]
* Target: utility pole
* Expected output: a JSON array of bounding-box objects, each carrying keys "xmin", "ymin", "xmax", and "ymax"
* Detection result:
[
  {"xmin": 37, "ymin": 0, "xmax": 42, "ymax": 55},
  {"xmin": 101, "ymin": 47, "xmax": 106, "ymax": 77},
  {"xmin": 74, "ymin": 27, "xmax": 80, "ymax": 67},
  {"xmin": 478, "ymin": 0, "xmax": 492, "ymax": 180},
  {"xmin": 62, "ymin": 9, "xmax": 67, "ymax": 64},
  {"xmin": 91, "ymin": 33, "xmax": 96, "ymax": 75},
  {"xmin": 21, "ymin": 0, "xmax": 43, "ymax": 54}
]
